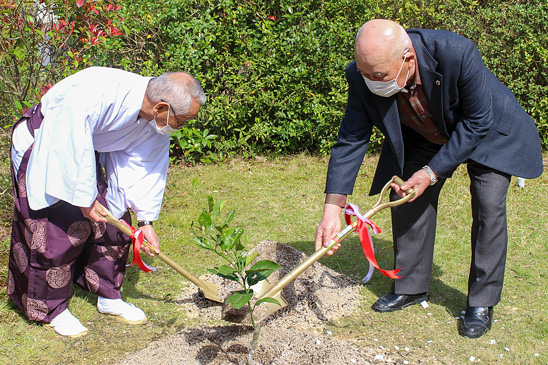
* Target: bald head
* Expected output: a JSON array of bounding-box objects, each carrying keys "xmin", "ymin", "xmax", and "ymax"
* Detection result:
[
  {"xmin": 355, "ymin": 19, "xmax": 411, "ymax": 66},
  {"xmin": 354, "ymin": 19, "xmax": 416, "ymax": 91}
]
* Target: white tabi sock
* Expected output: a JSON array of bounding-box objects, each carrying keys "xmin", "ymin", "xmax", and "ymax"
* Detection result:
[
  {"xmin": 44, "ymin": 308, "xmax": 88, "ymax": 338},
  {"xmin": 97, "ymin": 297, "xmax": 146, "ymax": 325}
]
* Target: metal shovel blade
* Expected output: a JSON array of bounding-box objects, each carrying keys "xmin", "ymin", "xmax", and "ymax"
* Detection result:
[
  {"xmin": 96, "ymin": 203, "xmax": 223, "ymax": 303},
  {"xmin": 251, "ymin": 279, "xmax": 288, "ymax": 315},
  {"xmin": 255, "ymin": 176, "xmax": 416, "ymax": 315}
]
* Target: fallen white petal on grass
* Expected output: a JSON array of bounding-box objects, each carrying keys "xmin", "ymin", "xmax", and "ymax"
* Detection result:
[
  {"xmin": 534, "ymin": 353, "xmax": 540, "ymax": 357},
  {"xmin": 373, "ymin": 338, "xmax": 378, "ymax": 342},
  {"xmin": 403, "ymin": 361, "xmax": 409, "ymax": 365},
  {"xmin": 494, "ymin": 319, "xmax": 499, "ymax": 323},
  {"xmin": 505, "ymin": 347, "xmax": 510, "ymax": 352},
  {"xmin": 469, "ymin": 356, "xmax": 475, "ymax": 361},
  {"xmin": 373, "ymin": 354, "xmax": 384, "ymax": 361},
  {"xmin": 325, "ymin": 330, "xmax": 332, "ymax": 335},
  {"xmin": 379, "ymin": 345, "xmax": 385, "ymax": 349},
  {"xmin": 461, "ymin": 310, "xmax": 466, "ymax": 315},
  {"xmin": 490, "ymin": 339, "xmax": 496, "ymax": 345},
  {"xmin": 405, "ymin": 347, "xmax": 410, "ymax": 351},
  {"xmin": 427, "ymin": 312, "xmax": 432, "ymax": 316},
  {"xmin": 421, "ymin": 301, "xmax": 429, "ymax": 308},
  {"xmin": 316, "ymin": 339, "xmax": 321, "ymax": 345},
  {"xmin": 427, "ymin": 340, "xmax": 433, "ymax": 344},
  {"xmin": 499, "ymin": 354, "xmax": 504, "ymax": 359},
  {"xmin": 394, "ymin": 345, "xmax": 400, "ymax": 350},
  {"xmin": 350, "ymin": 359, "xmax": 356, "ymax": 363}
]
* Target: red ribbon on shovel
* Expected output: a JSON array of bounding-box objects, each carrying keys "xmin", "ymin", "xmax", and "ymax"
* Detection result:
[
  {"xmin": 344, "ymin": 203, "xmax": 401, "ymax": 282},
  {"xmin": 121, "ymin": 220, "xmax": 156, "ymax": 273}
]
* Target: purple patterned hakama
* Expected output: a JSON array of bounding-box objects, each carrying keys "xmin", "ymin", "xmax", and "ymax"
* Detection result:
[{"xmin": 8, "ymin": 104, "xmax": 133, "ymax": 323}]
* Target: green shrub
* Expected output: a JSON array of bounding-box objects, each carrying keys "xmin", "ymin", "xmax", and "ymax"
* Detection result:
[
  {"xmin": 5, "ymin": 1, "xmax": 547, "ymax": 159},
  {"xmin": 98, "ymin": 0, "xmax": 547, "ymax": 157},
  {"xmin": 0, "ymin": 0, "xmax": 124, "ymax": 126},
  {"xmin": 99, "ymin": 0, "xmax": 382, "ymax": 158}
]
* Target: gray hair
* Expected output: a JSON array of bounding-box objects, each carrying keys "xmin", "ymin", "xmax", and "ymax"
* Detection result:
[{"xmin": 147, "ymin": 72, "xmax": 207, "ymax": 115}]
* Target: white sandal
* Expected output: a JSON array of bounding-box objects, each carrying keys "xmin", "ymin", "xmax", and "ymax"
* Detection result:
[
  {"xmin": 44, "ymin": 308, "xmax": 88, "ymax": 338},
  {"xmin": 97, "ymin": 297, "xmax": 147, "ymax": 325}
]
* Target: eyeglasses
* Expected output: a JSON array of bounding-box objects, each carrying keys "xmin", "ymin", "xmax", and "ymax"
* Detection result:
[{"xmin": 161, "ymin": 99, "xmax": 180, "ymax": 127}]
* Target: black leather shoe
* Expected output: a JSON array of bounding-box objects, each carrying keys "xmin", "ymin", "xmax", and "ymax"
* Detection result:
[
  {"xmin": 459, "ymin": 306, "xmax": 493, "ymax": 339},
  {"xmin": 371, "ymin": 293, "xmax": 429, "ymax": 312}
]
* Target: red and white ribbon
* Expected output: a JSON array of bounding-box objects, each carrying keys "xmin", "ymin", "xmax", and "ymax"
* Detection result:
[
  {"xmin": 121, "ymin": 220, "xmax": 156, "ymax": 273},
  {"xmin": 344, "ymin": 203, "xmax": 401, "ymax": 283}
]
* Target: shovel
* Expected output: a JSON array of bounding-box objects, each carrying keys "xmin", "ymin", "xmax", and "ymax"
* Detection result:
[
  {"xmin": 96, "ymin": 203, "xmax": 223, "ymax": 303},
  {"xmin": 255, "ymin": 175, "xmax": 416, "ymax": 316}
]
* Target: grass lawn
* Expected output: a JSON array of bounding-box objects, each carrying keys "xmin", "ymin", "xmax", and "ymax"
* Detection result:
[{"xmin": 0, "ymin": 154, "xmax": 546, "ymax": 364}]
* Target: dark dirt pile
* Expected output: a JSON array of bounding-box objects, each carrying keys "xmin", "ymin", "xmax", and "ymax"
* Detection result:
[{"xmin": 119, "ymin": 241, "xmax": 394, "ymax": 364}]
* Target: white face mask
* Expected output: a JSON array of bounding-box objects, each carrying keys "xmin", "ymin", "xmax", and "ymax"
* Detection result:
[
  {"xmin": 362, "ymin": 52, "xmax": 410, "ymax": 97},
  {"xmin": 149, "ymin": 107, "xmax": 179, "ymax": 135}
]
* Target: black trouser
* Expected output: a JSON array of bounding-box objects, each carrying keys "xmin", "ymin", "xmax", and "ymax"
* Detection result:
[{"xmin": 390, "ymin": 131, "xmax": 510, "ymax": 307}]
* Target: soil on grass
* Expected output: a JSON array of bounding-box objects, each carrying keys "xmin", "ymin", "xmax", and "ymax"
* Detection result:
[{"xmin": 119, "ymin": 241, "xmax": 395, "ymax": 364}]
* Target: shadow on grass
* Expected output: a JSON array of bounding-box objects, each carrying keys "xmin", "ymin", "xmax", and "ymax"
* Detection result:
[{"xmin": 288, "ymin": 239, "xmax": 467, "ymax": 317}]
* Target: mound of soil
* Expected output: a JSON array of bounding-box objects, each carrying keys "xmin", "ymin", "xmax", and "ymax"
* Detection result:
[{"xmin": 119, "ymin": 241, "xmax": 392, "ymax": 364}]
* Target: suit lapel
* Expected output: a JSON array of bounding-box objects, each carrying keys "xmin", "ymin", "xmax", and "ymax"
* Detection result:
[
  {"xmin": 409, "ymin": 34, "xmax": 449, "ymax": 137},
  {"xmin": 374, "ymin": 94, "xmax": 405, "ymax": 173}
]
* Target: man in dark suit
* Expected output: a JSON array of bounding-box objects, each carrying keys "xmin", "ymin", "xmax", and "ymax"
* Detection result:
[{"xmin": 315, "ymin": 19, "xmax": 543, "ymax": 339}]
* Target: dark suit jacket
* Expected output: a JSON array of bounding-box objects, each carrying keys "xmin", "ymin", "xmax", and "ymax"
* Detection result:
[{"xmin": 325, "ymin": 29, "xmax": 543, "ymax": 196}]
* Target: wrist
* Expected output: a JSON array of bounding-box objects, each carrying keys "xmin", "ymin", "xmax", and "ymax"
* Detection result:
[{"xmin": 422, "ymin": 165, "xmax": 438, "ymax": 186}]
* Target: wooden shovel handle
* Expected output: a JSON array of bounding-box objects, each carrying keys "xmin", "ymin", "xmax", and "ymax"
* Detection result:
[{"xmin": 257, "ymin": 175, "xmax": 413, "ymax": 302}]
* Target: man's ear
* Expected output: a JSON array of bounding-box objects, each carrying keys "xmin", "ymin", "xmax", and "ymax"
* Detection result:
[
  {"xmin": 407, "ymin": 52, "xmax": 416, "ymax": 71},
  {"xmin": 152, "ymin": 101, "xmax": 169, "ymax": 115}
]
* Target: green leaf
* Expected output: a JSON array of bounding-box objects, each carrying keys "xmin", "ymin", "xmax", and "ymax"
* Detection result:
[
  {"xmin": 192, "ymin": 237, "xmax": 214, "ymax": 251},
  {"xmin": 208, "ymin": 268, "xmax": 239, "ymax": 282},
  {"xmin": 212, "ymin": 198, "xmax": 226, "ymax": 215},
  {"xmin": 220, "ymin": 227, "xmax": 244, "ymax": 251},
  {"xmin": 246, "ymin": 260, "xmax": 281, "ymax": 285},
  {"xmin": 192, "ymin": 177, "xmax": 198, "ymax": 190},
  {"xmin": 247, "ymin": 260, "xmax": 282, "ymax": 273},
  {"xmin": 207, "ymin": 195, "xmax": 214, "ymax": 213},
  {"xmin": 12, "ymin": 49, "xmax": 23, "ymax": 60},
  {"xmin": 245, "ymin": 251, "xmax": 259, "ymax": 266},
  {"xmin": 255, "ymin": 297, "xmax": 281, "ymax": 308},
  {"xmin": 217, "ymin": 264, "xmax": 238, "ymax": 275},
  {"xmin": 198, "ymin": 211, "xmax": 212, "ymax": 232},
  {"xmin": 238, "ymin": 233, "xmax": 248, "ymax": 250},
  {"xmin": 224, "ymin": 209, "xmax": 235, "ymax": 225},
  {"xmin": 246, "ymin": 271, "xmax": 268, "ymax": 287},
  {"xmin": 226, "ymin": 290, "xmax": 253, "ymax": 309}
]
